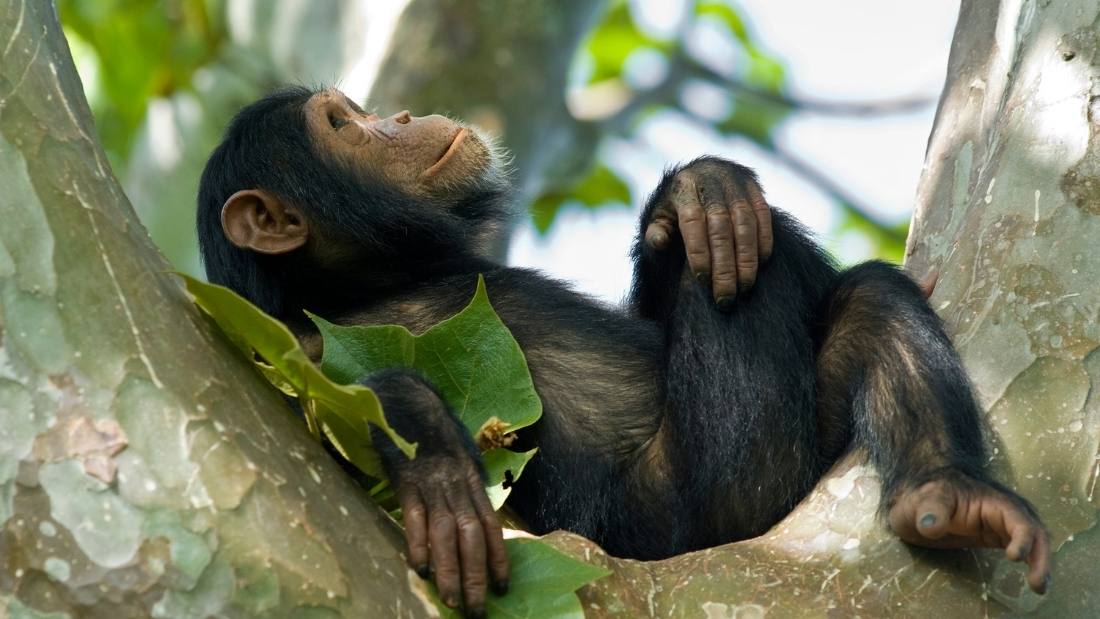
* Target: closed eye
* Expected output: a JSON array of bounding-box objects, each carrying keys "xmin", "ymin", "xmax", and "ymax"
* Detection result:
[{"xmin": 329, "ymin": 114, "xmax": 349, "ymax": 130}]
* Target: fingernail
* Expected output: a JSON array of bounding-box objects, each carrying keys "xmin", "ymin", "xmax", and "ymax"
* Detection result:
[
  {"xmin": 920, "ymin": 513, "xmax": 937, "ymax": 528},
  {"xmin": 416, "ymin": 565, "xmax": 430, "ymax": 579},
  {"xmin": 493, "ymin": 579, "xmax": 509, "ymax": 595},
  {"xmin": 716, "ymin": 296, "xmax": 735, "ymax": 311},
  {"xmin": 445, "ymin": 595, "xmax": 460, "ymax": 609}
]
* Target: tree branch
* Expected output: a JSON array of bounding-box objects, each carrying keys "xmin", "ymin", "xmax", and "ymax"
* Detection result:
[
  {"xmin": 686, "ymin": 57, "xmax": 937, "ymax": 116},
  {"xmin": 764, "ymin": 142, "xmax": 909, "ymax": 243}
]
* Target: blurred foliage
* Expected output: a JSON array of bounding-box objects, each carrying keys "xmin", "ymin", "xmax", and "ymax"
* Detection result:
[
  {"xmin": 584, "ymin": 2, "xmax": 671, "ymax": 84},
  {"xmin": 530, "ymin": 164, "xmax": 632, "ymax": 233},
  {"xmin": 58, "ymin": 0, "xmax": 225, "ymax": 167},
  {"xmin": 543, "ymin": 0, "xmax": 905, "ymax": 263},
  {"xmin": 540, "ymin": 0, "xmax": 794, "ymax": 234},
  {"xmin": 832, "ymin": 207, "xmax": 909, "ymax": 263},
  {"xmin": 60, "ymin": 0, "xmax": 909, "ymax": 270}
]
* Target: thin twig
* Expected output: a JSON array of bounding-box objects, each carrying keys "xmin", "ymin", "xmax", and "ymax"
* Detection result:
[
  {"xmin": 765, "ymin": 142, "xmax": 909, "ymax": 243},
  {"xmin": 687, "ymin": 58, "xmax": 937, "ymax": 116}
]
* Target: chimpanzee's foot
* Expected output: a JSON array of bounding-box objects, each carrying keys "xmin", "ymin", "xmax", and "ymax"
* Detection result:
[{"xmin": 887, "ymin": 471, "xmax": 1051, "ymax": 594}]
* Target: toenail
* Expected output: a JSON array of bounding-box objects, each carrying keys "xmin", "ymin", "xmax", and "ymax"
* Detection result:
[{"xmin": 920, "ymin": 513, "xmax": 937, "ymax": 528}]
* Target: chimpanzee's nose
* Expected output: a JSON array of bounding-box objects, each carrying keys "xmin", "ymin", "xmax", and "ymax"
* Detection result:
[{"xmin": 393, "ymin": 110, "xmax": 411, "ymax": 124}]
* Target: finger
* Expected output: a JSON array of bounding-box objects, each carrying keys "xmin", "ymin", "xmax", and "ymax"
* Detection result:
[
  {"xmin": 695, "ymin": 173, "xmax": 736, "ymax": 303},
  {"xmin": 1005, "ymin": 525, "xmax": 1032, "ymax": 563},
  {"xmin": 1026, "ymin": 527, "xmax": 1052, "ymax": 594},
  {"xmin": 446, "ymin": 487, "xmax": 488, "ymax": 616},
  {"xmin": 731, "ymin": 194, "xmax": 759, "ymax": 295},
  {"xmin": 425, "ymin": 489, "xmax": 462, "ymax": 610},
  {"xmin": 645, "ymin": 218, "xmax": 675, "ymax": 251},
  {"xmin": 671, "ymin": 172, "xmax": 710, "ymax": 284},
  {"xmin": 398, "ymin": 486, "xmax": 430, "ymax": 578},
  {"xmin": 468, "ymin": 472, "xmax": 509, "ymax": 594},
  {"xmin": 706, "ymin": 206, "xmax": 737, "ymax": 306},
  {"xmin": 1000, "ymin": 501, "xmax": 1036, "ymax": 560},
  {"xmin": 744, "ymin": 181, "xmax": 773, "ymax": 260}
]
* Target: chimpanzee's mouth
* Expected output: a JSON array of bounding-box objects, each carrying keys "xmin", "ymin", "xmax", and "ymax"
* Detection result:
[{"xmin": 421, "ymin": 128, "xmax": 468, "ymax": 179}]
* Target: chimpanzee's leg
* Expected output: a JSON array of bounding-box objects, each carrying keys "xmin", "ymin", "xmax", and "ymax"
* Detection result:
[
  {"xmin": 813, "ymin": 261, "xmax": 1051, "ymax": 593},
  {"xmin": 634, "ymin": 205, "xmax": 838, "ymax": 550}
]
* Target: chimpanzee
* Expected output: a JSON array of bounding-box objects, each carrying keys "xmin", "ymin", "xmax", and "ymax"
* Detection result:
[{"xmin": 196, "ymin": 86, "xmax": 1050, "ymax": 616}]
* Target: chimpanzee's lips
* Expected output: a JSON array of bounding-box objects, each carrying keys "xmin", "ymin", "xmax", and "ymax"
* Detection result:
[{"xmin": 421, "ymin": 128, "xmax": 468, "ymax": 179}]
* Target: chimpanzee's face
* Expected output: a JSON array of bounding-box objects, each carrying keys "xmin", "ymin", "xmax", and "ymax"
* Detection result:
[{"xmin": 303, "ymin": 89, "xmax": 493, "ymax": 197}]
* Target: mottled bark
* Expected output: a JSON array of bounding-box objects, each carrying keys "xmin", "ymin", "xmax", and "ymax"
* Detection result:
[{"xmin": 0, "ymin": 3, "xmax": 436, "ymax": 616}]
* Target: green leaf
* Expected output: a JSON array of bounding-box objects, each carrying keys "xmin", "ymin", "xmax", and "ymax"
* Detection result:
[
  {"xmin": 831, "ymin": 208, "xmax": 909, "ymax": 265},
  {"xmin": 584, "ymin": 1, "xmax": 669, "ymax": 83},
  {"xmin": 179, "ymin": 274, "xmax": 415, "ymax": 478},
  {"xmin": 696, "ymin": 1, "xmax": 750, "ymax": 44},
  {"xmin": 530, "ymin": 164, "xmax": 632, "ymax": 233},
  {"xmin": 434, "ymin": 539, "xmax": 611, "ymax": 619},
  {"xmin": 312, "ymin": 275, "xmax": 542, "ymax": 438},
  {"xmin": 483, "ymin": 448, "xmax": 538, "ymax": 510},
  {"xmin": 717, "ymin": 96, "xmax": 789, "ymax": 147},
  {"xmin": 745, "ymin": 44, "xmax": 786, "ymax": 91}
]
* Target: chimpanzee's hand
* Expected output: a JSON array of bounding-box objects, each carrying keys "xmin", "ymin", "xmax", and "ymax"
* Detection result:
[
  {"xmin": 644, "ymin": 158, "xmax": 774, "ymax": 309},
  {"xmin": 394, "ymin": 454, "xmax": 509, "ymax": 618}
]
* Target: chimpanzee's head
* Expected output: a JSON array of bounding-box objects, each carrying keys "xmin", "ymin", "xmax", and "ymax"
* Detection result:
[{"xmin": 196, "ymin": 86, "xmax": 511, "ymax": 317}]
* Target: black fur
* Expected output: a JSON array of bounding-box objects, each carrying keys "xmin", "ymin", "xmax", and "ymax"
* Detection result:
[{"xmin": 198, "ymin": 89, "xmax": 1010, "ymax": 562}]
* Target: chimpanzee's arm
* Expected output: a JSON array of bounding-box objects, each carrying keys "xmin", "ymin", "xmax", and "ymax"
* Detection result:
[{"xmin": 364, "ymin": 369, "xmax": 508, "ymax": 617}]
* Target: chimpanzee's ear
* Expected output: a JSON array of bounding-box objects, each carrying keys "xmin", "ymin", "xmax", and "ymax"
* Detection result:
[{"xmin": 220, "ymin": 189, "xmax": 309, "ymax": 254}]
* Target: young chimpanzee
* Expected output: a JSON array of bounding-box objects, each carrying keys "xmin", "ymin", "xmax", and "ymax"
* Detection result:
[{"xmin": 197, "ymin": 87, "xmax": 1050, "ymax": 616}]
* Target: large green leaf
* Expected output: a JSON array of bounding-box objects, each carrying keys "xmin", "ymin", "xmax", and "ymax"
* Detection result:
[
  {"xmin": 180, "ymin": 274, "xmax": 415, "ymax": 478},
  {"xmin": 311, "ymin": 276, "xmax": 542, "ymax": 438},
  {"xmin": 435, "ymin": 539, "xmax": 611, "ymax": 619}
]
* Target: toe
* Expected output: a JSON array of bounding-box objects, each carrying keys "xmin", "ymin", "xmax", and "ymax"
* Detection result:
[{"xmin": 914, "ymin": 499, "xmax": 951, "ymax": 540}]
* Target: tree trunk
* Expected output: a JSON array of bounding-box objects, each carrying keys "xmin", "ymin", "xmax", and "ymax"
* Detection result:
[
  {"xmin": 0, "ymin": 3, "xmax": 435, "ymax": 616},
  {"xmin": 2, "ymin": 1, "xmax": 1097, "ymax": 617}
]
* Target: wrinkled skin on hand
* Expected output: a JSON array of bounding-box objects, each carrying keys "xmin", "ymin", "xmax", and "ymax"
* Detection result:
[
  {"xmin": 395, "ymin": 454, "xmax": 509, "ymax": 618},
  {"xmin": 644, "ymin": 158, "xmax": 775, "ymax": 309}
]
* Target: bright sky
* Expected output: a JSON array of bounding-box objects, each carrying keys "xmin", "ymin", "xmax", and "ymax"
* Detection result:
[{"xmin": 508, "ymin": 0, "xmax": 961, "ymax": 304}]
